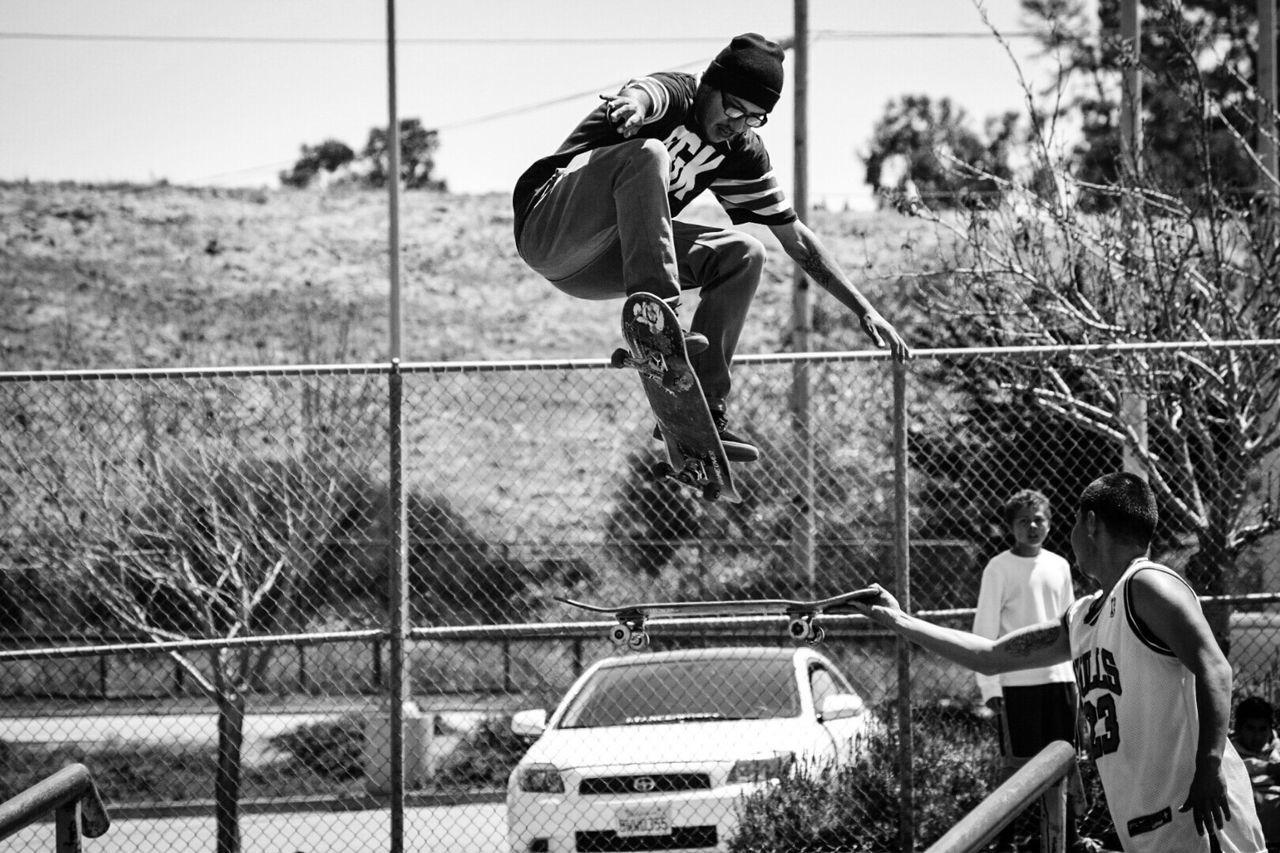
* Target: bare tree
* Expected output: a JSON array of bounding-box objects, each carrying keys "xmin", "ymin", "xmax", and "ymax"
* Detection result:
[
  {"xmin": 905, "ymin": 0, "xmax": 1280, "ymax": 631},
  {"xmin": 79, "ymin": 451, "xmax": 368, "ymax": 853}
]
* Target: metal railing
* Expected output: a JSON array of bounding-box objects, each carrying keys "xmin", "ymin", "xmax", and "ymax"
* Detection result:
[
  {"xmin": 923, "ymin": 741, "xmax": 1076, "ymax": 853},
  {"xmin": 0, "ymin": 764, "xmax": 111, "ymax": 852}
]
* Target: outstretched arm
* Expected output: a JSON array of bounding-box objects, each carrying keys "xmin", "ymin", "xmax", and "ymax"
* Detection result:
[
  {"xmin": 1130, "ymin": 569, "xmax": 1237, "ymax": 838},
  {"xmin": 767, "ymin": 219, "xmax": 910, "ymax": 361},
  {"xmin": 856, "ymin": 583, "xmax": 1071, "ymax": 675}
]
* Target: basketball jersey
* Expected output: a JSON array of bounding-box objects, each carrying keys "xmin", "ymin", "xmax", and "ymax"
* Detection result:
[{"xmin": 1065, "ymin": 559, "xmax": 1264, "ymax": 852}]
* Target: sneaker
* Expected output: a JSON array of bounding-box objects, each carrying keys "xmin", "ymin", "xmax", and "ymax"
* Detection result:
[
  {"xmin": 682, "ymin": 330, "xmax": 709, "ymax": 356},
  {"xmin": 659, "ymin": 295, "xmax": 708, "ymax": 356},
  {"xmin": 711, "ymin": 411, "xmax": 760, "ymax": 462},
  {"xmin": 653, "ymin": 411, "xmax": 760, "ymax": 463}
]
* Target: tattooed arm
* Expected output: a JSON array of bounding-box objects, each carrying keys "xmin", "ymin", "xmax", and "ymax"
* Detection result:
[
  {"xmin": 768, "ymin": 219, "xmax": 910, "ymax": 361},
  {"xmin": 853, "ymin": 583, "xmax": 1072, "ymax": 676}
]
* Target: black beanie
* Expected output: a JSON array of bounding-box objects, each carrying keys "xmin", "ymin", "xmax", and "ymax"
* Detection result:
[{"xmin": 703, "ymin": 33, "xmax": 785, "ymax": 112}]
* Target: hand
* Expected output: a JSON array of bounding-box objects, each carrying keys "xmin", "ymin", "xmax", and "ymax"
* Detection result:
[
  {"xmin": 859, "ymin": 309, "xmax": 911, "ymax": 362},
  {"xmin": 599, "ymin": 94, "xmax": 642, "ymax": 139},
  {"xmin": 1180, "ymin": 757, "xmax": 1231, "ymax": 841},
  {"xmin": 850, "ymin": 582, "xmax": 902, "ymax": 622}
]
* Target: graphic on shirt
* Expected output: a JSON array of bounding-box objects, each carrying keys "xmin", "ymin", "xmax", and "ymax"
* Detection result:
[
  {"xmin": 1072, "ymin": 647, "xmax": 1121, "ymax": 695},
  {"xmin": 662, "ymin": 126, "xmax": 725, "ymax": 201},
  {"xmin": 1074, "ymin": 646, "xmax": 1123, "ymax": 759}
]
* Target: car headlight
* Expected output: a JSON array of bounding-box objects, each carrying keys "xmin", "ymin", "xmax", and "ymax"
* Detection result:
[
  {"xmin": 518, "ymin": 763, "xmax": 565, "ymax": 793},
  {"xmin": 727, "ymin": 752, "xmax": 795, "ymax": 784}
]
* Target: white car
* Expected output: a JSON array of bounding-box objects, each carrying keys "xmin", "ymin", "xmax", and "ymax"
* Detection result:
[{"xmin": 506, "ymin": 646, "xmax": 873, "ymax": 853}]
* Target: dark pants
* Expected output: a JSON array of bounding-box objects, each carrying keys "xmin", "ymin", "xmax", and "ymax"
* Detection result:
[
  {"xmin": 994, "ymin": 683, "xmax": 1082, "ymax": 850},
  {"xmin": 998, "ymin": 683, "xmax": 1079, "ymax": 760},
  {"xmin": 515, "ymin": 138, "xmax": 765, "ymax": 410}
]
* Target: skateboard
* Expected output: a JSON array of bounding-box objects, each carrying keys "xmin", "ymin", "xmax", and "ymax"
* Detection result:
[
  {"xmin": 611, "ymin": 293, "xmax": 740, "ymax": 503},
  {"xmin": 556, "ymin": 587, "xmax": 882, "ymax": 649}
]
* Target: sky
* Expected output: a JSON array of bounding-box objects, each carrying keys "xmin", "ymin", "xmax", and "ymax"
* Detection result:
[{"xmin": 0, "ymin": 0, "xmax": 1070, "ymax": 211}]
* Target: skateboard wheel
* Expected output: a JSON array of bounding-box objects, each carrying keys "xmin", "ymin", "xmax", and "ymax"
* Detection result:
[
  {"xmin": 609, "ymin": 624, "xmax": 631, "ymax": 646},
  {"xmin": 628, "ymin": 631, "xmax": 650, "ymax": 650},
  {"xmin": 610, "ymin": 348, "xmax": 630, "ymax": 369},
  {"xmin": 702, "ymin": 484, "xmax": 721, "ymax": 501},
  {"xmin": 787, "ymin": 618, "xmax": 809, "ymax": 641},
  {"xmin": 653, "ymin": 461, "xmax": 674, "ymax": 479}
]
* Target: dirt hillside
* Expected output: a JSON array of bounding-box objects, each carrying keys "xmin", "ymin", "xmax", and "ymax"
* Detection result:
[{"xmin": 0, "ymin": 182, "xmax": 945, "ymax": 372}]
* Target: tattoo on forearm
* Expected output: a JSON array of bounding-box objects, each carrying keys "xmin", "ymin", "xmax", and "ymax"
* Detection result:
[
  {"xmin": 1005, "ymin": 624, "xmax": 1062, "ymax": 658},
  {"xmin": 799, "ymin": 251, "xmax": 835, "ymax": 287}
]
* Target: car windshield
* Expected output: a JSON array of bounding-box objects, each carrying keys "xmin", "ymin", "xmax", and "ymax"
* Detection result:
[{"xmin": 557, "ymin": 656, "xmax": 800, "ymax": 728}]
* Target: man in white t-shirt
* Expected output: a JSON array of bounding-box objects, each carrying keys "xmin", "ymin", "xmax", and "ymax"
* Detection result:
[{"xmin": 973, "ymin": 489, "xmax": 1081, "ymax": 850}]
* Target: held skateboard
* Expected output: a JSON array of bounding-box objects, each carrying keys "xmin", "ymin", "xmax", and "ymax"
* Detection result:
[
  {"xmin": 555, "ymin": 587, "xmax": 882, "ymax": 650},
  {"xmin": 611, "ymin": 293, "xmax": 740, "ymax": 503}
]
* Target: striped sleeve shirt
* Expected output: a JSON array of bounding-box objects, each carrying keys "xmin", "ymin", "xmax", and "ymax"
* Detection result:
[{"xmin": 512, "ymin": 71, "xmax": 796, "ymax": 239}]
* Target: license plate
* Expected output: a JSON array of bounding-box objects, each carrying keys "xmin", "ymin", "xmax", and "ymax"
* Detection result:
[{"xmin": 616, "ymin": 805, "xmax": 672, "ymax": 837}]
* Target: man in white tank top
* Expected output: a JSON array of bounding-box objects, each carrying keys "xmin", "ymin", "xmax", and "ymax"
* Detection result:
[{"xmin": 854, "ymin": 472, "xmax": 1265, "ymax": 852}]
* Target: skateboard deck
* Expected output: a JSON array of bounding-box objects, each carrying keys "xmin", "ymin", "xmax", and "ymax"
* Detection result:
[
  {"xmin": 611, "ymin": 293, "xmax": 740, "ymax": 503},
  {"xmin": 556, "ymin": 587, "xmax": 881, "ymax": 649}
]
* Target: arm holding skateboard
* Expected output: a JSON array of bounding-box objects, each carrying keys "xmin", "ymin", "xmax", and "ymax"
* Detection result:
[{"xmin": 852, "ymin": 583, "xmax": 1072, "ymax": 676}]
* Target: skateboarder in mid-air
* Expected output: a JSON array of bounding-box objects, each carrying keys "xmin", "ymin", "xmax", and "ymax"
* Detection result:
[{"xmin": 512, "ymin": 33, "xmax": 910, "ymax": 462}]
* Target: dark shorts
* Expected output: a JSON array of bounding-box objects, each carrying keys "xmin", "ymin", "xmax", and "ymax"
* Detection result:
[{"xmin": 998, "ymin": 682, "xmax": 1077, "ymax": 759}]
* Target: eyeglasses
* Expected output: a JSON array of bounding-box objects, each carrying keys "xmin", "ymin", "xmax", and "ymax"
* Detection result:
[{"xmin": 720, "ymin": 92, "xmax": 768, "ymax": 127}]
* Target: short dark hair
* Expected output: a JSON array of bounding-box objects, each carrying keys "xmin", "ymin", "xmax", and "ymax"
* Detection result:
[
  {"xmin": 1078, "ymin": 472, "xmax": 1157, "ymax": 545},
  {"xmin": 1237, "ymin": 695, "xmax": 1274, "ymax": 725},
  {"xmin": 1003, "ymin": 489, "xmax": 1050, "ymax": 523}
]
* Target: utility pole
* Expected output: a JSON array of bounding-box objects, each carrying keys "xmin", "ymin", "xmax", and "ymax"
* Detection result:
[
  {"xmin": 1119, "ymin": 0, "xmax": 1149, "ymax": 479},
  {"xmin": 1260, "ymin": 0, "xmax": 1278, "ymax": 202},
  {"xmin": 789, "ymin": 0, "xmax": 817, "ymax": 597}
]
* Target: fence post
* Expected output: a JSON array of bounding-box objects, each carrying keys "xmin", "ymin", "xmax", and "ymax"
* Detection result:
[
  {"xmin": 386, "ymin": 358, "xmax": 409, "ymax": 853},
  {"xmin": 1040, "ymin": 774, "xmax": 1067, "ymax": 853},
  {"xmin": 893, "ymin": 359, "xmax": 915, "ymax": 853}
]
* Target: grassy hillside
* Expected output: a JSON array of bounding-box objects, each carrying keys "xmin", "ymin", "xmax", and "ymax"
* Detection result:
[
  {"xmin": 0, "ymin": 181, "xmax": 949, "ymax": 372},
  {"xmin": 1, "ymin": 181, "xmax": 959, "ymax": 572}
]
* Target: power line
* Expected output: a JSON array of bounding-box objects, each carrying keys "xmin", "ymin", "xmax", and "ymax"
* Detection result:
[
  {"xmin": 817, "ymin": 29, "xmax": 1039, "ymax": 39},
  {"xmin": 0, "ymin": 29, "xmax": 1041, "ymax": 46},
  {"xmin": 0, "ymin": 32, "xmax": 739, "ymax": 46},
  {"xmin": 193, "ymin": 54, "xmax": 715, "ymax": 182},
  {"xmin": 82, "ymin": 27, "xmax": 1039, "ymax": 184}
]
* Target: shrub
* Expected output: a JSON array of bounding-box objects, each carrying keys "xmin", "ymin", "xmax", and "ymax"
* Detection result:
[
  {"xmin": 435, "ymin": 715, "xmax": 529, "ymax": 789},
  {"xmin": 268, "ymin": 713, "xmax": 368, "ymax": 780},
  {"xmin": 729, "ymin": 708, "xmax": 1002, "ymax": 852}
]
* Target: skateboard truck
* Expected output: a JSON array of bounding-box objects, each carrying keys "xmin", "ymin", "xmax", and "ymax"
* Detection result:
[
  {"xmin": 651, "ymin": 460, "xmax": 722, "ymax": 502},
  {"xmin": 609, "ymin": 610, "xmax": 651, "ymax": 650},
  {"xmin": 786, "ymin": 614, "xmax": 826, "ymax": 645},
  {"xmin": 610, "ymin": 348, "xmax": 694, "ymax": 392}
]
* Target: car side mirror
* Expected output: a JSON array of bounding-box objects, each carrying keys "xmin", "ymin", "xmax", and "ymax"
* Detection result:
[
  {"xmin": 819, "ymin": 694, "xmax": 865, "ymax": 722},
  {"xmin": 511, "ymin": 709, "xmax": 548, "ymax": 737}
]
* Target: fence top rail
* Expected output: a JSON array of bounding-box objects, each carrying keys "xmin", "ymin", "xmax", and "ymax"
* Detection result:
[
  {"xmin": 0, "ymin": 591, "xmax": 1274, "ymax": 662},
  {"xmin": 3, "ymin": 339, "xmax": 1277, "ymax": 383},
  {"xmin": 0, "ymin": 361, "xmax": 391, "ymax": 384},
  {"xmin": 0, "ymin": 629, "xmax": 387, "ymax": 663}
]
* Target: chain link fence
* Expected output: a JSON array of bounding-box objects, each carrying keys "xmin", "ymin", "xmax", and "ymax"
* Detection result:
[{"xmin": 2, "ymin": 342, "xmax": 1278, "ymax": 851}]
